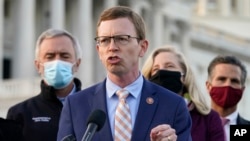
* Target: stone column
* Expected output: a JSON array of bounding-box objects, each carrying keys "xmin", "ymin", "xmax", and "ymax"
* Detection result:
[
  {"xmin": 179, "ymin": 22, "xmax": 191, "ymax": 57},
  {"xmin": 219, "ymin": 0, "xmax": 231, "ymax": 16},
  {"xmin": 104, "ymin": 0, "xmax": 117, "ymax": 8},
  {"xmin": 75, "ymin": 0, "xmax": 95, "ymax": 88},
  {"xmin": 163, "ymin": 16, "xmax": 172, "ymax": 45},
  {"xmin": 0, "ymin": 0, "xmax": 3, "ymax": 80},
  {"xmin": 152, "ymin": 10, "xmax": 164, "ymax": 49},
  {"xmin": 243, "ymin": 0, "xmax": 250, "ymax": 18},
  {"xmin": 12, "ymin": 0, "xmax": 35, "ymax": 79},
  {"xmin": 197, "ymin": 0, "xmax": 207, "ymax": 16},
  {"xmin": 50, "ymin": 0, "xmax": 65, "ymax": 29},
  {"xmin": 234, "ymin": 0, "xmax": 250, "ymax": 17}
]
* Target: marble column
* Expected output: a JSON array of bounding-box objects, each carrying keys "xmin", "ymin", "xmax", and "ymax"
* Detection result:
[
  {"xmin": 179, "ymin": 22, "xmax": 191, "ymax": 57},
  {"xmin": 237, "ymin": 0, "xmax": 250, "ymax": 17},
  {"xmin": 50, "ymin": 0, "xmax": 65, "ymax": 29},
  {"xmin": 0, "ymin": 0, "xmax": 3, "ymax": 80},
  {"xmin": 219, "ymin": 0, "xmax": 231, "ymax": 16},
  {"xmin": 75, "ymin": 0, "xmax": 94, "ymax": 87},
  {"xmin": 197, "ymin": 0, "xmax": 207, "ymax": 16},
  {"xmin": 12, "ymin": 0, "xmax": 35, "ymax": 79},
  {"xmin": 152, "ymin": 10, "xmax": 164, "ymax": 49},
  {"xmin": 104, "ymin": 0, "xmax": 117, "ymax": 8},
  {"xmin": 244, "ymin": 0, "xmax": 250, "ymax": 17},
  {"xmin": 163, "ymin": 16, "xmax": 172, "ymax": 45}
]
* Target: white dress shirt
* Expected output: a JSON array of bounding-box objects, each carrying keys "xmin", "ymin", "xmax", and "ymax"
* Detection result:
[{"xmin": 223, "ymin": 110, "xmax": 238, "ymax": 141}]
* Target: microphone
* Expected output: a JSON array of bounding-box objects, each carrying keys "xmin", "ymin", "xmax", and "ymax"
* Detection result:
[
  {"xmin": 61, "ymin": 134, "xmax": 76, "ymax": 141},
  {"xmin": 81, "ymin": 109, "xmax": 106, "ymax": 141}
]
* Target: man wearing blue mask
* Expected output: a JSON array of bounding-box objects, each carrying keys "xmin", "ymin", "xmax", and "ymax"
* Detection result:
[{"xmin": 6, "ymin": 28, "xmax": 82, "ymax": 141}]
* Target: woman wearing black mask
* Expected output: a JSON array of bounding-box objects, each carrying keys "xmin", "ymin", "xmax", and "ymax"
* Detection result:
[{"xmin": 142, "ymin": 46, "xmax": 225, "ymax": 141}]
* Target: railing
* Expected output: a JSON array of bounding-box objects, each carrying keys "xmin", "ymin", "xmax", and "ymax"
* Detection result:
[
  {"xmin": 192, "ymin": 24, "xmax": 250, "ymax": 48},
  {"xmin": 0, "ymin": 78, "xmax": 40, "ymax": 117},
  {"xmin": 0, "ymin": 78, "xmax": 40, "ymax": 98}
]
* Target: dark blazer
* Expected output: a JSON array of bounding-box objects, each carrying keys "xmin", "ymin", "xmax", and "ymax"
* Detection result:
[
  {"xmin": 57, "ymin": 78, "xmax": 192, "ymax": 141},
  {"xmin": 237, "ymin": 114, "xmax": 250, "ymax": 125},
  {"xmin": 0, "ymin": 118, "xmax": 23, "ymax": 141}
]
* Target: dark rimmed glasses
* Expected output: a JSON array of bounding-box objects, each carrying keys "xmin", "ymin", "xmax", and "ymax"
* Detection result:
[{"xmin": 94, "ymin": 35, "xmax": 140, "ymax": 47}]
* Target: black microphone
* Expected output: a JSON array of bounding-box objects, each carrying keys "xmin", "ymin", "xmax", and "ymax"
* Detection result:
[
  {"xmin": 61, "ymin": 134, "xmax": 76, "ymax": 141},
  {"xmin": 81, "ymin": 109, "xmax": 106, "ymax": 141}
]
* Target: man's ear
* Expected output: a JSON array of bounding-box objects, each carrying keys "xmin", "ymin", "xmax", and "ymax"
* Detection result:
[
  {"xmin": 139, "ymin": 40, "xmax": 148, "ymax": 57},
  {"xmin": 35, "ymin": 60, "xmax": 41, "ymax": 74},
  {"xmin": 73, "ymin": 59, "xmax": 81, "ymax": 72},
  {"xmin": 96, "ymin": 45, "xmax": 102, "ymax": 60},
  {"xmin": 76, "ymin": 59, "xmax": 81, "ymax": 68},
  {"xmin": 205, "ymin": 81, "xmax": 211, "ymax": 91}
]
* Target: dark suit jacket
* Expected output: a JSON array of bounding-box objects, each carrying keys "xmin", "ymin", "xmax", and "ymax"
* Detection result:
[
  {"xmin": 57, "ymin": 78, "xmax": 192, "ymax": 141},
  {"xmin": 237, "ymin": 114, "xmax": 250, "ymax": 125},
  {"xmin": 0, "ymin": 118, "xmax": 23, "ymax": 141}
]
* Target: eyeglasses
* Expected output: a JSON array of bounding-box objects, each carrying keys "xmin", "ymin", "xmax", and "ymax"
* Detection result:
[{"xmin": 94, "ymin": 35, "xmax": 140, "ymax": 47}]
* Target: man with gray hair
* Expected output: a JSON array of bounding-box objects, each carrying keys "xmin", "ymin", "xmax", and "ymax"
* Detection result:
[{"xmin": 7, "ymin": 28, "xmax": 82, "ymax": 141}]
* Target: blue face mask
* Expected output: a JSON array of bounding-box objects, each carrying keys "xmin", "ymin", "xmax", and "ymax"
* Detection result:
[{"xmin": 43, "ymin": 60, "xmax": 74, "ymax": 89}]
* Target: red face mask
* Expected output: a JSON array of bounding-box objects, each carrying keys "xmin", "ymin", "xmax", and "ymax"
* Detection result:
[{"xmin": 209, "ymin": 86, "xmax": 243, "ymax": 108}]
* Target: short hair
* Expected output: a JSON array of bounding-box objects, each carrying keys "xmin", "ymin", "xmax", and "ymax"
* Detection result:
[
  {"xmin": 142, "ymin": 46, "xmax": 211, "ymax": 115},
  {"xmin": 207, "ymin": 55, "xmax": 247, "ymax": 85},
  {"xmin": 96, "ymin": 6, "xmax": 146, "ymax": 40},
  {"xmin": 35, "ymin": 28, "xmax": 82, "ymax": 60}
]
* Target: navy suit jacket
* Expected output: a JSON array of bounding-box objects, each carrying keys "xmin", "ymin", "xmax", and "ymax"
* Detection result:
[
  {"xmin": 237, "ymin": 114, "xmax": 250, "ymax": 125},
  {"xmin": 57, "ymin": 78, "xmax": 192, "ymax": 141}
]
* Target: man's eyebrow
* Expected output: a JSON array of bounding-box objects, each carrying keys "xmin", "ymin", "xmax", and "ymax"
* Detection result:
[
  {"xmin": 216, "ymin": 76, "xmax": 226, "ymax": 79},
  {"xmin": 231, "ymin": 78, "xmax": 240, "ymax": 82},
  {"xmin": 60, "ymin": 52, "xmax": 72, "ymax": 55},
  {"xmin": 44, "ymin": 52, "xmax": 55, "ymax": 56}
]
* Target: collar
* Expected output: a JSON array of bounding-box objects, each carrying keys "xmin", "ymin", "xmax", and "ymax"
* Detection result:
[
  {"xmin": 225, "ymin": 110, "xmax": 238, "ymax": 124},
  {"xmin": 106, "ymin": 72, "xmax": 143, "ymax": 99},
  {"xmin": 57, "ymin": 83, "xmax": 76, "ymax": 98},
  {"xmin": 40, "ymin": 78, "xmax": 82, "ymax": 102},
  {"xmin": 57, "ymin": 84, "xmax": 76, "ymax": 103}
]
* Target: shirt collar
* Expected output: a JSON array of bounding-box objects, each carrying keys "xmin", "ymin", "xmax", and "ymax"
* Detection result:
[
  {"xmin": 106, "ymin": 73, "xmax": 143, "ymax": 99},
  {"xmin": 68, "ymin": 83, "xmax": 76, "ymax": 96},
  {"xmin": 57, "ymin": 83, "xmax": 76, "ymax": 103},
  {"xmin": 225, "ymin": 110, "xmax": 238, "ymax": 124}
]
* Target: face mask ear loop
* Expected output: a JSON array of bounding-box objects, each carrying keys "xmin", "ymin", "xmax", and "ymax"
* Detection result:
[{"xmin": 71, "ymin": 62, "xmax": 77, "ymax": 73}]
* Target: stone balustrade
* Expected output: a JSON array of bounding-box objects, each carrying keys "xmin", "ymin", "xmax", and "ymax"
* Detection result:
[{"xmin": 0, "ymin": 78, "xmax": 40, "ymax": 117}]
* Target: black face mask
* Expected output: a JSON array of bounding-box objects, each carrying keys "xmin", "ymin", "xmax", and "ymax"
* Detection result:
[{"xmin": 149, "ymin": 70, "xmax": 183, "ymax": 94}]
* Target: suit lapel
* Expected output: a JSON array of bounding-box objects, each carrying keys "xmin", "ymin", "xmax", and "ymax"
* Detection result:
[
  {"xmin": 90, "ymin": 80, "xmax": 113, "ymax": 141},
  {"xmin": 237, "ymin": 114, "xmax": 250, "ymax": 125},
  {"xmin": 131, "ymin": 81, "xmax": 158, "ymax": 141}
]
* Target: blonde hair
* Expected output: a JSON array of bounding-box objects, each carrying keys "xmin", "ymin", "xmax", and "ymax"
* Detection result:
[{"xmin": 142, "ymin": 46, "xmax": 211, "ymax": 115}]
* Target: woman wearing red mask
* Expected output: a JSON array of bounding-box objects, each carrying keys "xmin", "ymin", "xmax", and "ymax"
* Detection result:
[
  {"xmin": 206, "ymin": 55, "xmax": 250, "ymax": 141},
  {"xmin": 142, "ymin": 46, "xmax": 225, "ymax": 141}
]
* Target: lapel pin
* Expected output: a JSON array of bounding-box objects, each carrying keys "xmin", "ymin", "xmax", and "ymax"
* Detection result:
[{"xmin": 146, "ymin": 97, "xmax": 154, "ymax": 104}]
